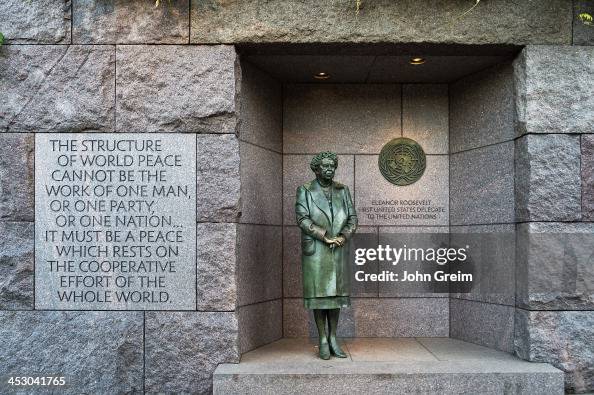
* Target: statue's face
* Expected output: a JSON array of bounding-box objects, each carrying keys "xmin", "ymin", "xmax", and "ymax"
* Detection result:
[{"xmin": 315, "ymin": 157, "xmax": 336, "ymax": 182}]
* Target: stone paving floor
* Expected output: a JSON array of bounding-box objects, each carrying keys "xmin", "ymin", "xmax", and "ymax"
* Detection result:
[{"xmin": 240, "ymin": 337, "xmax": 519, "ymax": 364}]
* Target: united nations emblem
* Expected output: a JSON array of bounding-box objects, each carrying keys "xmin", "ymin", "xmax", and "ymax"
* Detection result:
[{"xmin": 378, "ymin": 137, "xmax": 426, "ymax": 186}]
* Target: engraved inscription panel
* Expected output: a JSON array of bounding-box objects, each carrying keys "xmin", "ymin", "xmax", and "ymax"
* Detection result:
[{"xmin": 35, "ymin": 134, "xmax": 197, "ymax": 310}]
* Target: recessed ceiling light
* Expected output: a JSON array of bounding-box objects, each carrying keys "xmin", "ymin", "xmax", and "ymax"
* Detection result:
[
  {"xmin": 409, "ymin": 57, "xmax": 426, "ymax": 65},
  {"xmin": 314, "ymin": 72, "xmax": 330, "ymax": 80}
]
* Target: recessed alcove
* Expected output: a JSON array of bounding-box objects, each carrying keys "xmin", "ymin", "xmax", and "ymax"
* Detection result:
[{"xmin": 234, "ymin": 44, "xmax": 520, "ymax": 359}]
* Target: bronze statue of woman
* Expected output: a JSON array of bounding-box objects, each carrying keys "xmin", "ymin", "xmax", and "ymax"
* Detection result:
[{"xmin": 295, "ymin": 152, "xmax": 357, "ymax": 359}]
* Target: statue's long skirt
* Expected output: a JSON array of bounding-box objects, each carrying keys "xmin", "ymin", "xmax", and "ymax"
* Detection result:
[{"xmin": 303, "ymin": 296, "xmax": 351, "ymax": 309}]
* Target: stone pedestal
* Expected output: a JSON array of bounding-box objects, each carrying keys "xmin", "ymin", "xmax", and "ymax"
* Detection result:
[{"xmin": 213, "ymin": 338, "xmax": 564, "ymax": 395}]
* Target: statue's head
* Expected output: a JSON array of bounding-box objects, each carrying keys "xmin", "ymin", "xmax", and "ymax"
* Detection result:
[{"xmin": 310, "ymin": 151, "xmax": 338, "ymax": 183}]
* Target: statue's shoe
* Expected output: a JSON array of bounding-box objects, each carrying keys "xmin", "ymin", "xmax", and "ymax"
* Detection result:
[
  {"xmin": 319, "ymin": 342, "xmax": 331, "ymax": 360},
  {"xmin": 329, "ymin": 338, "xmax": 347, "ymax": 358}
]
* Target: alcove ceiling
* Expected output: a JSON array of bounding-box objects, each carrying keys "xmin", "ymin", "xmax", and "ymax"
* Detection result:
[{"xmin": 239, "ymin": 43, "xmax": 519, "ymax": 83}]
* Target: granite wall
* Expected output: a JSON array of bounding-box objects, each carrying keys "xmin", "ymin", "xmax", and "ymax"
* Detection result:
[
  {"xmin": 448, "ymin": 46, "xmax": 594, "ymax": 393},
  {"xmin": 282, "ymin": 83, "xmax": 450, "ymax": 337},
  {"xmin": 189, "ymin": 0, "xmax": 573, "ymax": 45},
  {"xmin": 513, "ymin": 45, "xmax": 594, "ymax": 394},
  {"xmin": 0, "ymin": 6, "xmax": 244, "ymax": 391},
  {"xmin": 0, "ymin": 0, "xmax": 592, "ymax": 393},
  {"xmin": 236, "ymin": 61, "xmax": 283, "ymax": 353},
  {"xmin": 449, "ymin": 62, "xmax": 516, "ymax": 353}
]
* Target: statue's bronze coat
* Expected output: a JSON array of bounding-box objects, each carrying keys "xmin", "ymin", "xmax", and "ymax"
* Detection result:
[{"xmin": 295, "ymin": 180, "xmax": 357, "ymax": 298}]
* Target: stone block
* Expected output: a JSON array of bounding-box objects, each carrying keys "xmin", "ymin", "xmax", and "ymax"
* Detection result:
[
  {"xmin": 0, "ymin": 134, "xmax": 34, "ymax": 221},
  {"xmin": 355, "ymin": 155, "xmax": 449, "ymax": 226},
  {"xmin": 514, "ymin": 46, "xmax": 594, "ymax": 135},
  {"xmin": 283, "ymin": 227, "xmax": 302, "ymax": 298},
  {"xmin": 346, "ymin": 338, "xmax": 436, "ymax": 362},
  {"xmin": 197, "ymin": 223, "xmax": 237, "ymax": 311},
  {"xmin": 582, "ymin": 134, "xmax": 594, "ymax": 220},
  {"xmin": 283, "ymin": 84, "xmax": 401, "ymax": 154},
  {"xmin": 516, "ymin": 222, "xmax": 594, "ymax": 310},
  {"xmin": 0, "ymin": 311, "xmax": 143, "ymax": 394},
  {"xmin": 402, "ymin": 84, "xmax": 448, "ymax": 155},
  {"xmin": 0, "ymin": 222, "xmax": 33, "ymax": 309},
  {"xmin": 1, "ymin": 46, "xmax": 64, "ymax": 131},
  {"xmin": 0, "ymin": 0, "xmax": 71, "ymax": 43},
  {"xmin": 73, "ymin": 0, "xmax": 189, "ymax": 44},
  {"xmin": 353, "ymin": 297, "xmax": 448, "ymax": 337},
  {"xmin": 238, "ymin": 299, "xmax": 282, "ymax": 353},
  {"xmin": 515, "ymin": 134, "xmax": 581, "ymax": 222},
  {"xmin": 573, "ymin": 1, "xmax": 594, "ymax": 46},
  {"xmin": 239, "ymin": 61, "xmax": 282, "ymax": 152},
  {"xmin": 240, "ymin": 142, "xmax": 282, "ymax": 225},
  {"xmin": 417, "ymin": 337, "xmax": 516, "ymax": 362},
  {"xmin": 283, "ymin": 298, "xmax": 310, "ymax": 338},
  {"xmin": 216, "ymin": 338, "xmax": 564, "ymax": 393},
  {"xmin": 283, "ymin": 154, "xmax": 354, "ymax": 224},
  {"xmin": 116, "ymin": 45, "xmax": 238, "ymax": 134},
  {"xmin": 145, "ymin": 311, "xmax": 239, "ymax": 394},
  {"xmin": 449, "ymin": 224, "xmax": 516, "ymax": 307},
  {"xmin": 215, "ymin": 358, "xmax": 563, "ymax": 395},
  {"xmin": 451, "ymin": 142, "xmax": 514, "ymax": 225},
  {"xmin": 450, "ymin": 298, "xmax": 514, "ymax": 353},
  {"xmin": 237, "ymin": 224, "xmax": 282, "ymax": 306},
  {"xmin": 197, "ymin": 134, "xmax": 241, "ymax": 222},
  {"xmin": 190, "ymin": 0, "xmax": 571, "ymax": 45},
  {"xmin": 348, "ymin": 227, "xmax": 380, "ymax": 298},
  {"xmin": 515, "ymin": 309, "xmax": 594, "ymax": 393},
  {"xmin": 378, "ymin": 226, "xmax": 450, "ymax": 298},
  {"xmin": 450, "ymin": 62, "xmax": 514, "ymax": 152},
  {"xmin": 1, "ymin": 45, "xmax": 115, "ymax": 133}
]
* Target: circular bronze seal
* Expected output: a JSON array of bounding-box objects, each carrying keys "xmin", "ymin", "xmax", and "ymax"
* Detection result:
[{"xmin": 378, "ymin": 137, "xmax": 426, "ymax": 186}]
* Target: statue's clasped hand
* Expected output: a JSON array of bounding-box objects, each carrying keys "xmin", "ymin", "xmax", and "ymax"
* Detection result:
[{"xmin": 323, "ymin": 235, "xmax": 346, "ymax": 249}]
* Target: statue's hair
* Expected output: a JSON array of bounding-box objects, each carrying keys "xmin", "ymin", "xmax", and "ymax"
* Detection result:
[{"xmin": 310, "ymin": 151, "xmax": 338, "ymax": 172}]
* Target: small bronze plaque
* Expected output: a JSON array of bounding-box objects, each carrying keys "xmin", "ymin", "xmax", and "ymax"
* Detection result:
[{"xmin": 378, "ymin": 137, "xmax": 426, "ymax": 186}]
